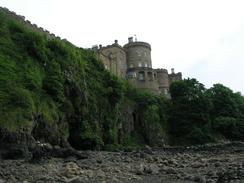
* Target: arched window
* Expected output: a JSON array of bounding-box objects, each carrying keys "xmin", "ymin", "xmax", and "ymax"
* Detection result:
[
  {"xmin": 138, "ymin": 62, "xmax": 142, "ymax": 67},
  {"xmin": 144, "ymin": 63, "xmax": 148, "ymax": 67},
  {"xmin": 138, "ymin": 71, "xmax": 145, "ymax": 81},
  {"xmin": 129, "ymin": 64, "xmax": 134, "ymax": 68}
]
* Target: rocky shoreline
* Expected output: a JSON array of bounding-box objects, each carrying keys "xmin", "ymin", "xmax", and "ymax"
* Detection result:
[{"xmin": 0, "ymin": 142, "xmax": 244, "ymax": 183}]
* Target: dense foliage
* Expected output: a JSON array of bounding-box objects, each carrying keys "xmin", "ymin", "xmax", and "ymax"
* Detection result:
[
  {"xmin": 1, "ymin": 9, "xmax": 244, "ymax": 150},
  {"xmin": 169, "ymin": 79, "xmax": 244, "ymax": 145}
]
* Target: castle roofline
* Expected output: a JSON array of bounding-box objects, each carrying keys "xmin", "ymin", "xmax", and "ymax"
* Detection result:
[
  {"xmin": 98, "ymin": 42, "xmax": 125, "ymax": 52},
  {"xmin": 155, "ymin": 68, "xmax": 168, "ymax": 73},
  {"xmin": 169, "ymin": 72, "xmax": 182, "ymax": 76},
  {"xmin": 123, "ymin": 41, "xmax": 151, "ymax": 50}
]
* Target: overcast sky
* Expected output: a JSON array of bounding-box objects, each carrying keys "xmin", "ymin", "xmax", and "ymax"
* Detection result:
[{"xmin": 1, "ymin": 0, "xmax": 244, "ymax": 93}]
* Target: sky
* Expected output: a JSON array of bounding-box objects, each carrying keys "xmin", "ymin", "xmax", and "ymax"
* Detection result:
[{"xmin": 1, "ymin": 0, "xmax": 244, "ymax": 93}]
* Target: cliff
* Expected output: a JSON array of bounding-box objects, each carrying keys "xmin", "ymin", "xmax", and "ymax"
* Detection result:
[{"xmin": 0, "ymin": 7, "xmax": 168, "ymax": 159}]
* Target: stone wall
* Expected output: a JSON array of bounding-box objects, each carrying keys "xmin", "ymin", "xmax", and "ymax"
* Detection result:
[
  {"xmin": 127, "ymin": 68, "xmax": 160, "ymax": 94},
  {"xmin": 124, "ymin": 41, "xmax": 152, "ymax": 69},
  {"xmin": 156, "ymin": 69, "xmax": 170, "ymax": 96},
  {"xmin": 97, "ymin": 41, "xmax": 127, "ymax": 78}
]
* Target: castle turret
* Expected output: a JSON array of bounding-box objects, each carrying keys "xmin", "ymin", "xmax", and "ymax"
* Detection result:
[
  {"xmin": 124, "ymin": 38, "xmax": 159, "ymax": 94},
  {"xmin": 123, "ymin": 37, "xmax": 152, "ymax": 69}
]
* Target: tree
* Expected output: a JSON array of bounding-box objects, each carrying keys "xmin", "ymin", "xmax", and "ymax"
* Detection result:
[
  {"xmin": 206, "ymin": 84, "xmax": 240, "ymax": 118},
  {"xmin": 207, "ymin": 84, "xmax": 244, "ymax": 140},
  {"xmin": 168, "ymin": 78, "xmax": 212, "ymax": 144}
]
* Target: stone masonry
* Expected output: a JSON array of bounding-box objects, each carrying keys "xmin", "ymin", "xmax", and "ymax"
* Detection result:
[{"xmin": 94, "ymin": 37, "xmax": 182, "ymax": 96}]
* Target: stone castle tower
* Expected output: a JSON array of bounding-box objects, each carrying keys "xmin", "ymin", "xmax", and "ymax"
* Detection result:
[{"xmin": 93, "ymin": 37, "xmax": 182, "ymax": 96}]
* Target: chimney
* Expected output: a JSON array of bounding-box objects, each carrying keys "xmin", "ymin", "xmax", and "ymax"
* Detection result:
[
  {"xmin": 99, "ymin": 44, "xmax": 102, "ymax": 49},
  {"xmin": 128, "ymin": 37, "xmax": 133, "ymax": 43},
  {"xmin": 171, "ymin": 68, "xmax": 175, "ymax": 74},
  {"xmin": 114, "ymin": 40, "xmax": 118, "ymax": 44}
]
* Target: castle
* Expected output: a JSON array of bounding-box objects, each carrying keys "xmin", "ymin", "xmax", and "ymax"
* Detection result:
[{"xmin": 93, "ymin": 37, "xmax": 182, "ymax": 96}]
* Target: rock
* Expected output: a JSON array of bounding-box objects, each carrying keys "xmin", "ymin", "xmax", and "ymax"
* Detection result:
[
  {"xmin": 96, "ymin": 169, "xmax": 106, "ymax": 178},
  {"xmin": 0, "ymin": 179, "xmax": 5, "ymax": 183},
  {"xmin": 44, "ymin": 143, "xmax": 53, "ymax": 151},
  {"xmin": 193, "ymin": 175, "xmax": 206, "ymax": 183},
  {"xmin": 61, "ymin": 162, "xmax": 81, "ymax": 178},
  {"xmin": 144, "ymin": 164, "xmax": 160, "ymax": 174},
  {"xmin": 135, "ymin": 164, "xmax": 144, "ymax": 175},
  {"xmin": 164, "ymin": 167, "xmax": 177, "ymax": 174},
  {"xmin": 192, "ymin": 162, "xmax": 205, "ymax": 168},
  {"xmin": 97, "ymin": 159, "xmax": 102, "ymax": 164},
  {"xmin": 54, "ymin": 145, "xmax": 61, "ymax": 150},
  {"xmin": 144, "ymin": 145, "xmax": 153, "ymax": 154},
  {"xmin": 214, "ymin": 162, "xmax": 221, "ymax": 167},
  {"xmin": 66, "ymin": 176, "xmax": 84, "ymax": 183}
]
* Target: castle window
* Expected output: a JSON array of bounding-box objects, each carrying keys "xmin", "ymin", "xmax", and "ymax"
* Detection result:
[
  {"xmin": 138, "ymin": 62, "xmax": 142, "ymax": 67},
  {"xmin": 108, "ymin": 52, "xmax": 113, "ymax": 60},
  {"xmin": 138, "ymin": 71, "xmax": 145, "ymax": 81},
  {"xmin": 127, "ymin": 72, "xmax": 136, "ymax": 79},
  {"xmin": 144, "ymin": 63, "xmax": 148, "ymax": 67},
  {"xmin": 105, "ymin": 65, "xmax": 109, "ymax": 70},
  {"xmin": 164, "ymin": 89, "xmax": 168, "ymax": 95},
  {"xmin": 154, "ymin": 73, "xmax": 157, "ymax": 78},
  {"xmin": 147, "ymin": 72, "xmax": 153, "ymax": 81},
  {"xmin": 129, "ymin": 64, "xmax": 134, "ymax": 68},
  {"xmin": 136, "ymin": 50, "xmax": 141, "ymax": 56}
]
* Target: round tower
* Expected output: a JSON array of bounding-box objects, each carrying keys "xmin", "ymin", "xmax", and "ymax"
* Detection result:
[
  {"xmin": 123, "ymin": 37, "xmax": 152, "ymax": 68},
  {"xmin": 123, "ymin": 37, "xmax": 159, "ymax": 95}
]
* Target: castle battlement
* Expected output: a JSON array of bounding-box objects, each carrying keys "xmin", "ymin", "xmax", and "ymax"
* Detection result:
[
  {"xmin": 155, "ymin": 68, "xmax": 168, "ymax": 73},
  {"xmin": 0, "ymin": 7, "xmax": 66, "ymax": 41},
  {"xmin": 97, "ymin": 40, "xmax": 125, "ymax": 52},
  {"xmin": 124, "ymin": 41, "xmax": 151, "ymax": 50}
]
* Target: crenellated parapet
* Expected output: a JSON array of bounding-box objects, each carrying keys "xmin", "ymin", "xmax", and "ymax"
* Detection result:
[{"xmin": 0, "ymin": 7, "xmax": 63, "ymax": 40}]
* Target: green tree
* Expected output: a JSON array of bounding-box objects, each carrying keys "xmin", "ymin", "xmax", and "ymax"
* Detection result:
[
  {"xmin": 168, "ymin": 78, "xmax": 212, "ymax": 144},
  {"xmin": 206, "ymin": 84, "xmax": 240, "ymax": 118}
]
